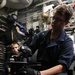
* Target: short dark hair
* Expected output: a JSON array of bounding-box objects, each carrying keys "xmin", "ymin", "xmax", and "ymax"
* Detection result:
[
  {"xmin": 11, "ymin": 41, "xmax": 19, "ymax": 47},
  {"xmin": 53, "ymin": 4, "xmax": 73, "ymax": 21}
]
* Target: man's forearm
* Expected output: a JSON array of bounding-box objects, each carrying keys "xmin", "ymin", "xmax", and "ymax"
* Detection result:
[{"xmin": 40, "ymin": 64, "xmax": 64, "ymax": 75}]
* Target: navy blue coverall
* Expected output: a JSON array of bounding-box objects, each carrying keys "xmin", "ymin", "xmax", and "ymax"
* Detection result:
[{"xmin": 29, "ymin": 29, "xmax": 74, "ymax": 75}]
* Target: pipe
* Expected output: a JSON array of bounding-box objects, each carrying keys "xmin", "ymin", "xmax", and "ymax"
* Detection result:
[
  {"xmin": 19, "ymin": 0, "xmax": 30, "ymax": 4},
  {"xmin": 35, "ymin": 0, "xmax": 62, "ymax": 7},
  {"xmin": 35, "ymin": 0, "xmax": 57, "ymax": 7},
  {"xmin": 0, "ymin": 0, "xmax": 6, "ymax": 9},
  {"xmin": 58, "ymin": 0, "xmax": 62, "ymax": 4}
]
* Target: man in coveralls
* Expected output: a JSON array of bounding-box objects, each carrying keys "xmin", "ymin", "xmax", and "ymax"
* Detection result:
[{"xmin": 28, "ymin": 4, "xmax": 74, "ymax": 75}]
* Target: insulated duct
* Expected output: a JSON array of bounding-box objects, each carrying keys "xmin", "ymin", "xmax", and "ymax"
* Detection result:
[
  {"xmin": 0, "ymin": 0, "xmax": 6, "ymax": 9},
  {"xmin": 6, "ymin": 0, "xmax": 33, "ymax": 9}
]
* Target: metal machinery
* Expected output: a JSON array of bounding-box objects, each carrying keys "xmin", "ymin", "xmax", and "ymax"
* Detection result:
[{"xmin": 0, "ymin": 42, "xmax": 5, "ymax": 75}]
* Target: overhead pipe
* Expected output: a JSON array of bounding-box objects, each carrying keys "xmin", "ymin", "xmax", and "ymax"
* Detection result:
[
  {"xmin": 35, "ymin": 0, "xmax": 57, "ymax": 7},
  {"xmin": 0, "ymin": 0, "xmax": 6, "ymax": 9},
  {"xmin": 35, "ymin": 0, "xmax": 62, "ymax": 7},
  {"xmin": 19, "ymin": 0, "xmax": 33, "ymax": 4},
  {"xmin": 19, "ymin": 0, "xmax": 30, "ymax": 4}
]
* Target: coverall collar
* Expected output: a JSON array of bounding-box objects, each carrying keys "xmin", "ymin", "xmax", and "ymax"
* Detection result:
[{"xmin": 46, "ymin": 30, "xmax": 67, "ymax": 47}]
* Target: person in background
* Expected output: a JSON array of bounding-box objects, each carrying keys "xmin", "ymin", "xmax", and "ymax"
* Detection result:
[
  {"xmin": 5, "ymin": 41, "xmax": 23, "ymax": 75},
  {"xmin": 26, "ymin": 28, "xmax": 35, "ymax": 46},
  {"xmin": 28, "ymin": 4, "xmax": 74, "ymax": 75},
  {"xmin": 11, "ymin": 41, "xmax": 20, "ymax": 57},
  {"xmin": 35, "ymin": 26, "xmax": 40, "ymax": 34},
  {"xmin": 4, "ymin": 14, "xmax": 26, "ymax": 46}
]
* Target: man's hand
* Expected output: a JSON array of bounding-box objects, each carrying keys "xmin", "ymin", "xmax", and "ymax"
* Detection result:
[{"xmin": 8, "ymin": 67, "xmax": 11, "ymax": 73}]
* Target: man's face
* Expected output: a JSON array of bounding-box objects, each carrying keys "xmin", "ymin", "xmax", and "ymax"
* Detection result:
[
  {"xmin": 51, "ymin": 12, "xmax": 67, "ymax": 32},
  {"xmin": 12, "ymin": 44, "xmax": 19, "ymax": 55}
]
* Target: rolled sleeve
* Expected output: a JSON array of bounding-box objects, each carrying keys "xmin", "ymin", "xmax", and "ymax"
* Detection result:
[{"xmin": 58, "ymin": 39, "xmax": 74, "ymax": 70}]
